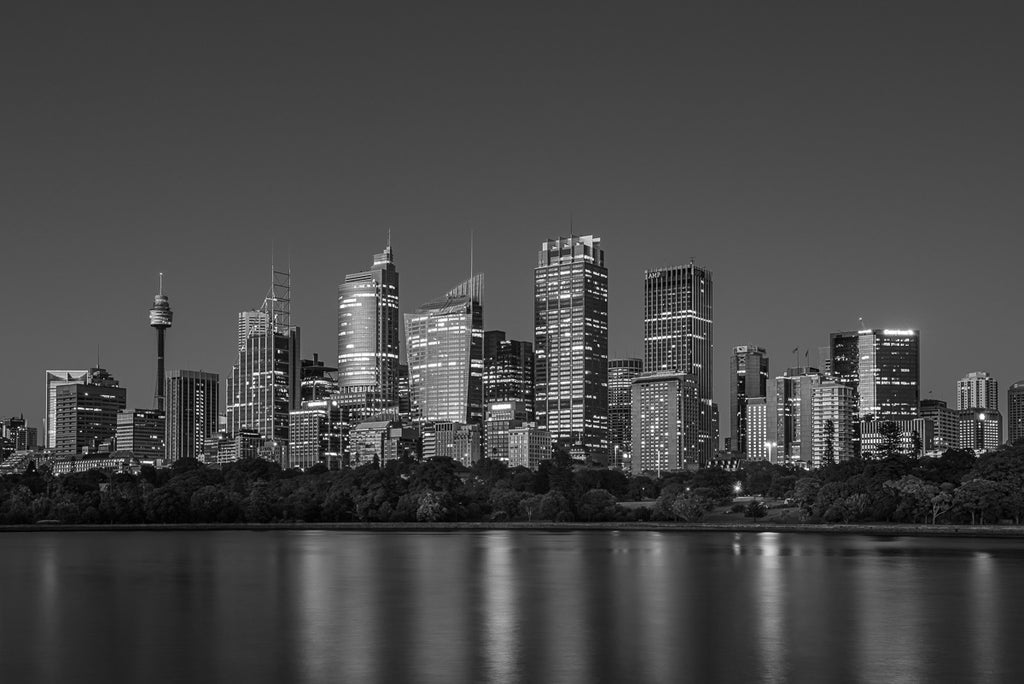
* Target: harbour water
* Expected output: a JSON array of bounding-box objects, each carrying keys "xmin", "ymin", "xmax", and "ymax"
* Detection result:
[{"xmin": 1, "ymin": 530, "xmax": 1022, "ymax": 683}]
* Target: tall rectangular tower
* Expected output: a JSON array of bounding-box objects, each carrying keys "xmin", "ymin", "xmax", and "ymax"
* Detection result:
[
  {"xmin": 609, "ymin": 358, "xmax": 643, "ymax": 467},
  {"xmin": 44, "ymin": 370, "xmax": 89, "ymax": 449},
  {"xmin": 730, "ymin": 345, "xmax": 769, "ymax": 455},
  {"xmin": 483, "ymin": 331, "xmax": 535, "ymax": 421},
  {"xmin": 957, "ymin": 371, "xmax": 999, "ymax": 411},
  {"xmin": 405, "ymin": 274, "xmax": 484, "ymax": 425},
  {"xmin": 830, "ymin": 329, "xmax": 920, "ymax": 420},
  {"xmin": 337, "ymin": 243, "xmax": 400, "ymax": 406},
  {"xmin": 534, "ymin": 235, "xmax": 609, "ymax": 463},
  {"xmin": 1008, "ymin": 381, "xmax": 1024, "ymax": 444},
  {"xmin": 226, "ymin": 268, "xmax": 301, "ymax": 453},
  {"xmin": 166, "ymin": 370, "xmax": 220, "ymax": 462},
  {"xmin": 53, "ymin": 368, "xmax": 127, "ymax": 455},
  {"xmin": 643, "ymin": 263, "xmax": 714, "ymax": 464}
]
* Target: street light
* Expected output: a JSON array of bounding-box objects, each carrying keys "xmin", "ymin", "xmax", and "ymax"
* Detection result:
[
  {"xmin": 765, "ymin": 441, "xmax": 777, "ymax": 463},
  {"xmin": 733, "ymin": 481, "xmax": 743, "ymax": 496}
]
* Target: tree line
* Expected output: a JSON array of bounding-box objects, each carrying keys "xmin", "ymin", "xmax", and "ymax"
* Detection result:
[{"xmin": 1, "ymin": 441, "xmax": 1023, "ymax": 525}]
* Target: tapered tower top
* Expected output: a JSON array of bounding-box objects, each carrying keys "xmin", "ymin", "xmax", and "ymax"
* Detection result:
[{"xmin": 149, "ymin": 272, "xmax": 173, "ymax": 329}]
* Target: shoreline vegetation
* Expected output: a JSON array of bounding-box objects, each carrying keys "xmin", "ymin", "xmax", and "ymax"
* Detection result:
[
  {"xmin": 3, "ymin": 440, "xmax": 1024, "ymax": 533},
  {"xmin": 4, "ymin": 521, "xmax": 1024, "ymax": 538}
]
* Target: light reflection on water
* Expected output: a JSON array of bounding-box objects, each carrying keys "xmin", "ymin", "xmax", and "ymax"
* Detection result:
[{"xmin": 2, "ymin": 531, "xmax": 1024, "ymax": 683}]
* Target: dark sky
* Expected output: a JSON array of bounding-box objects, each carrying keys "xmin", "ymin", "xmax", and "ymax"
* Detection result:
[{"xmin": 3, "ymin": 2, "xmax": 1023, "ymax": 428}]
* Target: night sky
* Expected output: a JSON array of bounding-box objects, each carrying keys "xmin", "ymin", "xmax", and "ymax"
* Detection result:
[{"xmin": 4, "ymin": 2, "xmax": 1023, "ymax": 430}]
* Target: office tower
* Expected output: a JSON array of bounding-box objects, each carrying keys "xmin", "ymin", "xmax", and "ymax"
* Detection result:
[
  {"xmin": 861, "ymin": 418, "xmax": 934, "ymax": 457},
  {"xmin": 300, "ymin": 354, "xmax": 339, "ymax": 402},
  {"xmin": 204, "ymin": 430, "xmax": 262, "ymax": 464},
  {"xmin": 405, "ymin": 274, "xmax": 484, "ymax": 424},
  {"xmin": 1009, "ymin": 381, "xmax": 1024, "ymax": 444},
  {"xmin": 483, "ymin": 401, "xmax": 530, "ymax": 462},
  {"xmin": 630, "ymin": 372, "xmax": 700, "ymax": 475},
  {"xmin": 53, "ymin": 368, "xmax": 127, "ymax": 455},
  {"xmin": 148, "ymin": 273, "xmax": 173, "ymax": 411},
  {"xmin": 829, "ymin": 329, "xmax": 920, "ymax": 420},
  {"xmin": 534, "ymin": 235, "xmax": 609, "ymax": 463},
  {"xmin": 288, "ymin": 399, "xmax": 344, "ymax": 470},
  {"xmin": 484, "ymin": 331, "xmax": 535, "ymax": 421},
  {"xmin": 811, "ymin": 382, "xmax": 857, "ymax": 467},
  {"xmin": 744, "ymin": 398, "xmax": 769, "ymax": 461},
  {"xmin": 508, "ymin": 425, "xmax": 552, "ymax": 470},
  {"xmin": 609, "ymin": 358, "xmax": 643, "ymax": 468},
  {"xmin": 337, "ymin": 242, "xmax": 400, "ymax": 406},
  {"xmin": 44, "ymin": 370, "xmax": 90, "ymax": 449},
  {"xmin": 2, "ymin": 416, "xmax": 37, "ymax": 452},
  {"xmin": 818, "ymin": 346, "xmax": 833, "ymax": 378},
  {"xmin": 772, "ymin": 367, "xmax": 822, "ymax": 464},
  {"xmin": 116, "ymin": 409, "xmax": 165, "ymax": 458},
  {"xmin": 920, "ymin": 399, "xmax": 960, "ymax": 451},
  {"xmin": 397, "ymin": 363, "xmax": 411, "ymax": 420},
  {"xmin": 166, "ymin": 370, "xmax": 219, "ymax": 462},
  {"xmin": 643, "ymin": 262, "xmax": 714, "ymax": 464},
  {"xmin": 347, "ymin": 420, "xmax": 418, "ymax": 466},
  {"xmin": 227, "ymin": 268, "xmax": 301, "ymax": 452},
  {"xmin": 730, "ymin": 346, "xmax": 769, "ymax": 455},
  {"xmin": 958, "ymin": 409, "xmax": 1002, "ymax": 454},
  {"xmin": 957, "ymin": 371, "xmax": 999, "ymax": 411}
]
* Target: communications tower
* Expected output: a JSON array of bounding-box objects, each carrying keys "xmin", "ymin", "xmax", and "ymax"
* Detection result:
[{"xmin": 149, "ymin": 273, "xmax": 173, "ymax": 410}]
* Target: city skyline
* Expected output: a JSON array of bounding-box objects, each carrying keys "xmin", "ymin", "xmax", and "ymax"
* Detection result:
[{"xmin": 4, "ymin": 4, "xmax": 1024, "ymax": 428}]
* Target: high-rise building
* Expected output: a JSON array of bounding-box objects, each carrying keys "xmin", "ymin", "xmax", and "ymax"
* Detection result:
[
  {"xmin": 44, "ymin": 370, "xmax": 89, "ymax": 449},
  {"xmin": 609, "ymin": 358, "xmax": 643, "ymax": 468},
  {"xmin": 1, "ymin": 416, "xmax": 37, "ymax": 456},
  {"xmin": 300, "ymin": 354, "xmax": 339, "ymax": 403},
  {"xmin": 630, "ymin": 372, "xmax": 700, "ymax": 474},
  {"xmin": 744, "ymin": 398, "xmax": 769, "ymax": 461},
  {"xmin": 534, "ymin": 235, "xmax": 609, "ymax": 463},
  {"xmin": 397, "ymin": 363, "xmax": 411, "ymax": 420},
  {"xmin": 861, "ymin": 418, "xmax": 934, "ymax": 457},
  {"xmin": 483, "ymin": 331, "xmax": 535, "ymax": 421},
  {"xmin": 730, "ymin": 345, "xmax": 769, "ymax": 455},
  {"xmin": 420, "ymin": 421, "xmax": 481, "ymax": 465},
  {"xmin": 772, "ymin": 367, "xmax": 822, "ymax": 464},
  {"xmin": 920, "ymin": 399, "xmax": 960, "ymax": 452},
  {"xmin": 148, "ymin": 273, "xmax": 173, "ymax": 411},
  {"xmin": 116, "ymin": 408, "xmax": 165, "ymax": 458},
  {"xmin": 226, "ymin": 268, "xmax": 301, "ymax": 455},
  {"xmin": 53, "ymin": 368, "xmax": 127, "ymax": 455},
  {"xmin": 643, "ymin": 262, "xmax": 714, "ymax": 464},
  {"xmin": 288, "ymin": 399, "xmax": 344, "ymax": 470},
  {"xmin": 337, "ymin": 242, "xmax": 400, "ymax": 406},
  {"xmin": 405, "ymin": 274, "xmax": 484, "ymax": 425},
  {"xmin": 957, "ymin": 371, "xmax": 999, "ymax": 411},
  {"xmin": 829, "ymin": 329, "xmax": 920, "ymax": 420},
  {"xmin": 1008, "ymin": 381, "xmax": 1024, "ymax": 444},
  {"xmin": 811, "ymin": 382, "xmax": 857, "ymax": 467},
  {"xmin": 166, "ymin": 370, "xmax": 219, "ymax": 462},
  {"xmin": 958, "ymin": 409, "xmax": 1002, "ymax": 454}
]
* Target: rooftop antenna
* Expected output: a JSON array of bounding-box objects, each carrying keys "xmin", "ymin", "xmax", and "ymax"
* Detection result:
[
  {"xmin": 159, "ymin": 272, "xmax": 164, "ymax": 296},
  {"xmin": 859, "ymin": 316, "xmax": 865, "ymax": 330},
  {"xmin": 470, "ymin": 228, "xmax": 474, "ymax": 279},
  {"xmin": 570, "ymin": 212, "xmax": 574, "ymax": 238}
]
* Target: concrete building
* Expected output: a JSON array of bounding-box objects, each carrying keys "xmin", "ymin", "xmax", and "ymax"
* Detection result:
[
  {"xmin": 484, "ymin": 332, "xmax": 534, "ymax": 422},
  {"xmin": 630, "ymin": 372, "xmax": 700, "ymax": 475},
  {"xmin": 44, "ymin": 370, "xmax": 90, "ymax": 449},
  {"xmin": 958, "ymin": 409, "xmax": 1002, "ymax": 455},
  {"xmin": 811, "ymin": 382, "xmax": 857, "ymax": 467},
  {"xmin": 116, "ymin": 408, "xmax": 165, "ymax": 459},
  {"xmin": 609, "ymin": 358, "xmax": 643, "ymax": 468},
  {"xmin": 919, "ymin": 399, "xmax": 960, "ymax": 452},
  {"xmin": 420, "ymin": 422, "xmax": 480, "ymax": 466},
  {"xmin": 772, "ymin": 367, "xmax": 821, "ymax": 465},
  {"xmin": 53, "ymin": 368, "xmax": 127, "ymax": 456},
  {"xmin": 165, "ymin": 370, "xmax": 219, "ymax": 462},
  {"xmin": 861, "ymin": 418, "xmax": 934, "ymax": 457},
  {"xmin": 508, "ymin": 425, "xmax": 552, "ymax": 470},
  {"xmin": 744, "ymin": 397, "xmax": 769, "ymax": 461},
  {"xmin": 643, "ymin": 262, "xmax": 714, "ymax": 464},
  {"xmin": 957, "ymin": 371, "xmax": 999, "ymax": 412},
  {"xmin": 288, "ymin": 399, "xmax": 345, "ymax": 470},
  {"xmin": 1009, "ymin": 381, "xmax": 1024, "ymax": 444},
  {"xmin": 730, "ymin": 345, "xmax": 769, "ymax": 456},
  {"xmin": 483, "ymin": 401, "xmax": 529, "ymax": 463}
]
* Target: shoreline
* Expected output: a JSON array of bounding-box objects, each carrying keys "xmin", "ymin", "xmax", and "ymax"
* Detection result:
[{"xmin": 3, "ymin": 521, "xmax": 1024, "ymax": 538}]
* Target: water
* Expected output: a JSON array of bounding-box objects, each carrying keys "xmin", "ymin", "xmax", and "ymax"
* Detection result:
[{"xmin": 1, "ymin": 530, "xmax": 1022, "ymax": 683}]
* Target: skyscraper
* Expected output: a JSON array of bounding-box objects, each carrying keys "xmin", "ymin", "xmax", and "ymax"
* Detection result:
[
  {"xmin": 630, "ymin": 372, "xmax": 700, "ymax": 474},
  {"xmin": 534, "ymin": 236, "xmax": 609, "ymax": 463},
  {"xmin": 166, "ymin": 370, "xmax": 219, "ymax": 462},
  {"xmin": 483, "ymin": 331, "xmax": 535, "ymax": 421},
  {"xmin": 643, "ymin": 262, "xmax": 714, "ymax": 464},
  {"xmin": 772, "ymin": 367, "xmax": 821, "ymax": 464},
  {"xmin": 337, "ymin": 242, "xmax": 400, "ymax": 406},
  {"xmin": 226, "ymin": 268, "xmax": 301, "ymax": 454},
  {"xmin": 920, "ymin": 399, "xmax": 960, "ymax": 451},
  {"xmin": 288, "ymin": 399, "xmax": 344, "ymax": 470},
  {"xmin": 1008, "ymin": 381, "xmax": 1024, "ymax": 444},
  {"xmin": 405, "ymin": 274, "xmax": 484, "ymax": 424},
  {"xmin": 300, "ymin": 354, "xmax": 339, "ymax": 403},
  {"xmin": 958, "ymin": 409, "xmax": 1002, "ymax": 454},
  {"xmin": 829, "ymin": 329, "xmax": 920, "ymax": 420},
  {"xmin": 957, "ymin": 371, "xmax": 999, "ymax": 411},
  {"xmin": 744, "ymin": 398, "xmax": 769, "ymax": 461},
  {"xmin": 53, "ymin": 368, "xmax": 127, "ymax": 455},
  {"xmin": 730, "ymin": 345, "xmax": 769, "ymax": 455},
  {"xmin": 148, "ymin": 273, "xmax": 173, "ymax": 411},
  {"xmin": 609, "ymin": 358, "xmax": 643, "ymax": 468},
  {"xmin": 44, "ymin": 370, "xmax": 89, "ymax": 449}
]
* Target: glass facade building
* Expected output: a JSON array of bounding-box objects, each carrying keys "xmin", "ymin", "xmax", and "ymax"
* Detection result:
[
  {"xmin": 166, "ymin": 370, "xmax": 219, "ymax": 462},
  {"xmin": 830, "ymin": 329, "xmax": 920, "ymax": 420},
  {"xmin": 534, "ymin": 235, "xmax": 609, "ymax": 463},
  {"xmin": 405, "ymin": 274, "xmax": 484, "ymax": 425},
  {"xmin": 643, "ymin": 262, "xmax": 714, "ymax": 464},
  {"xmin": 483, "ymin": 331, "xmax": 534, "ymax": 422},
  {"xmin": 337, "ymin": 243, "xmax": 400, "ymax": 406},
  {"xmin": 116, "ymin": 408, "xmax": 165, "ymax": 458},
  {"xmin": 53, "ymin": 368, "xmax": 127, "ymax": 456},
  {"xmin": 44, "ymin": 370, "xmax": 89, "ymax": 449},
  {"xmin": 1008, "ymin": 381, "xmax": 1024, "ymax": 444},
  {"xmin": 609, "ymin": 358, "xmax": 642, "ymax": 468}
]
